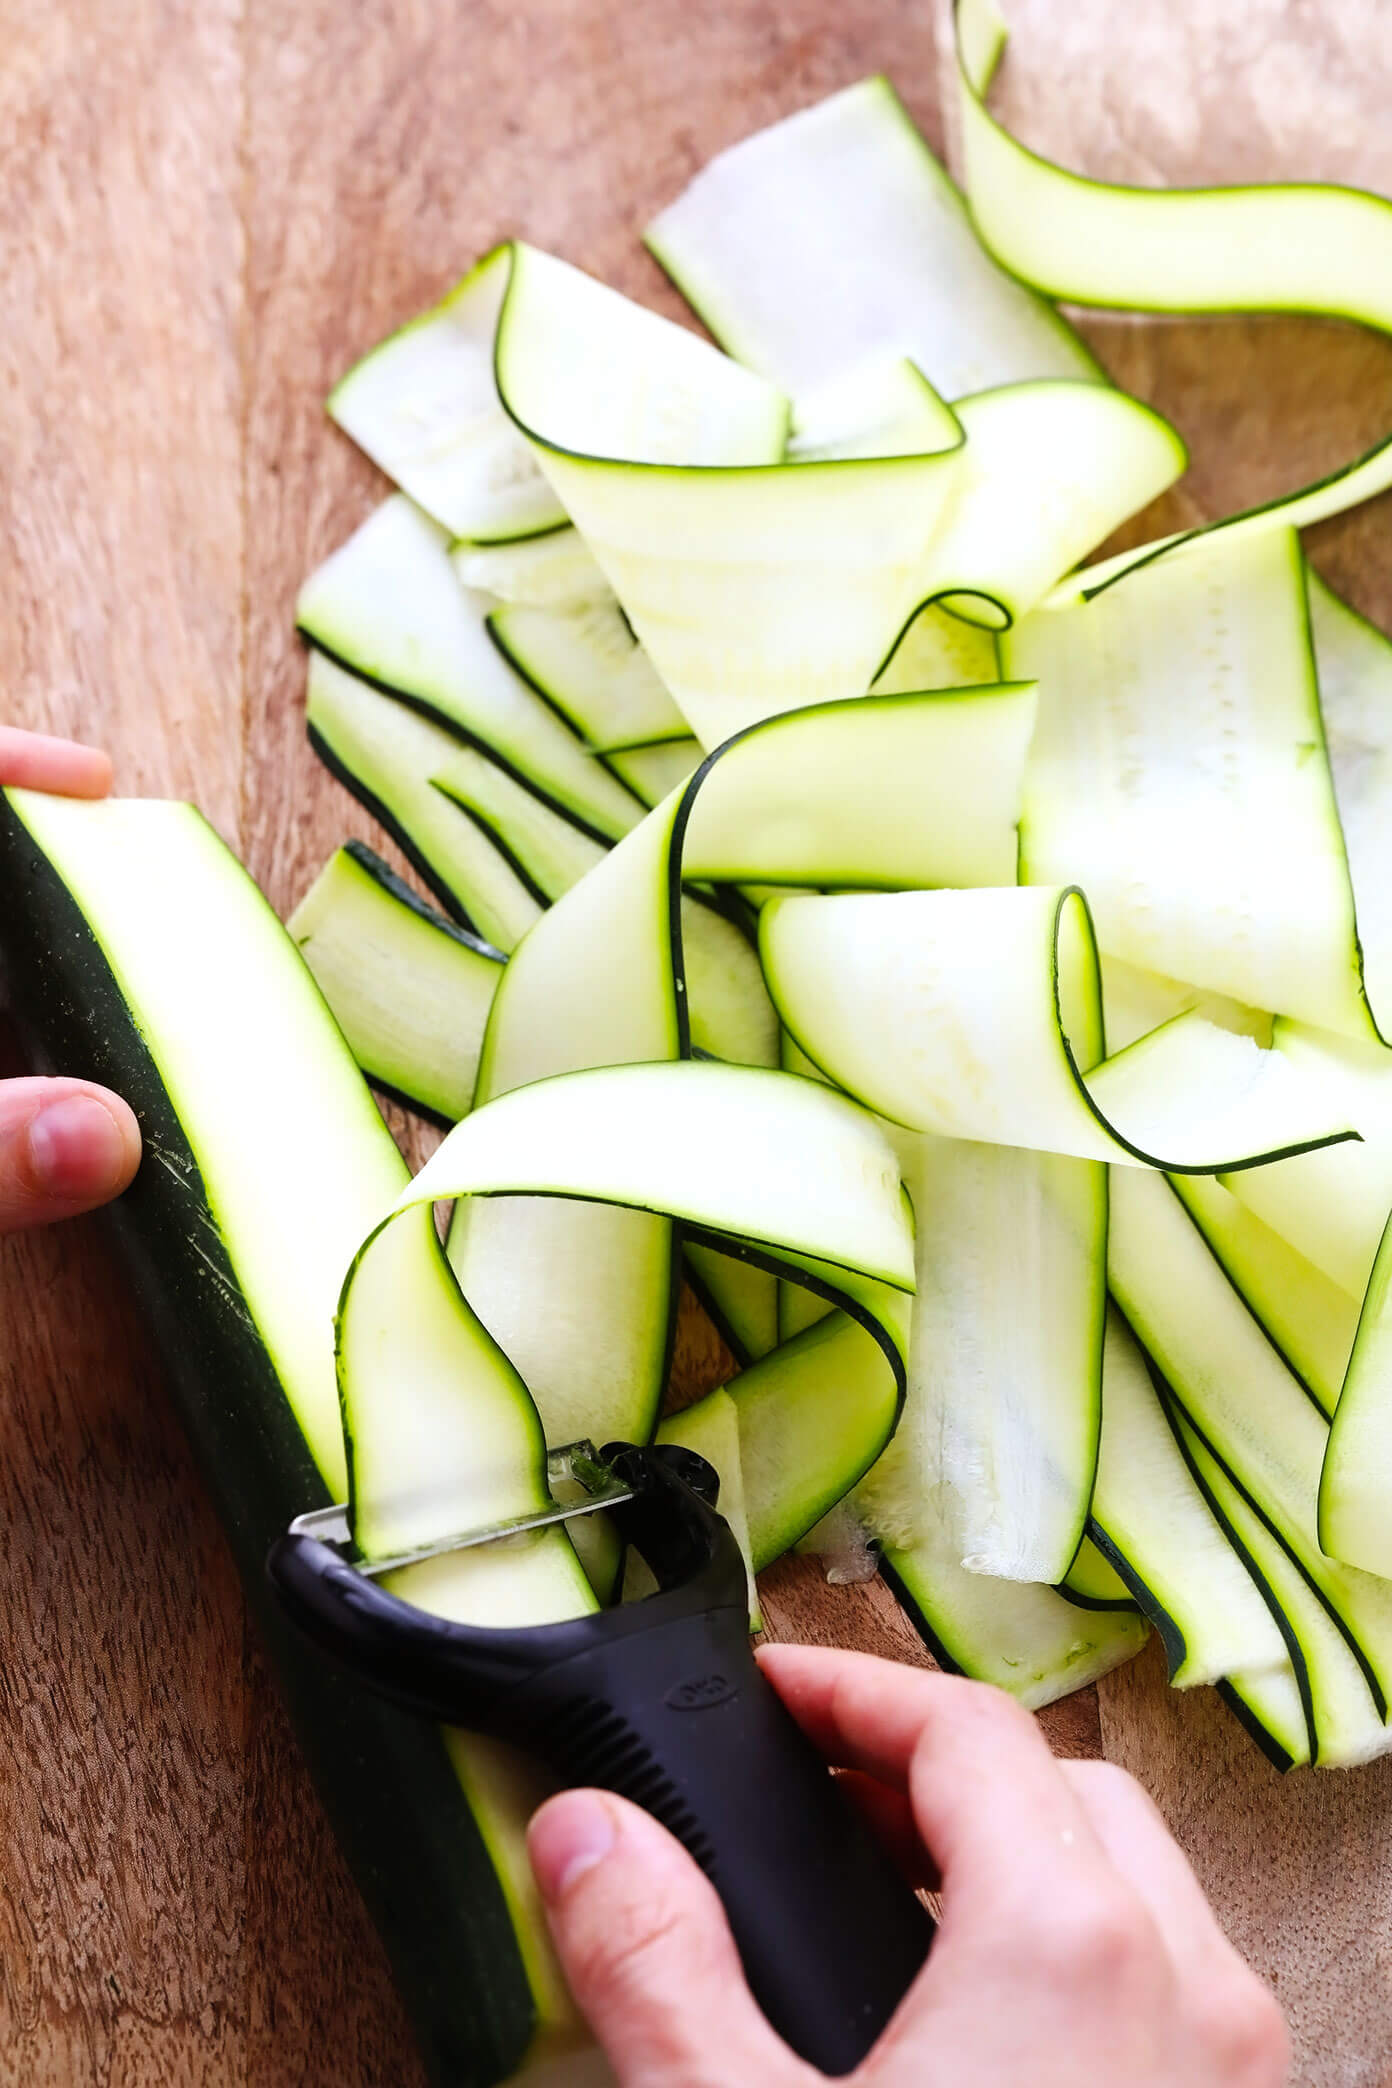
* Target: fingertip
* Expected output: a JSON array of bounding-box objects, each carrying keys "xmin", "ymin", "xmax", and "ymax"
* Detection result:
[
  {"xmin": 90, "ymin": 1084, "xmax": 142, "ymax": 1183},
  {"xmin": 752, "ymin": 1640, "xmax": 801, "ymax": 1673},
  {"xmin": 0, "ymin": 1080, "xmax": 142, "ymax": 1229},
  {"xmin": 527, "ymin": 1791, "xmax": 794, "ymax": 2080},
  {"xmin": 28, "ymin": 1087, "xmax": 141, "ymax": 1203},
  {"xmin": 101, "ymin": 1085, "xmax": 143, "ymax": 1188},
  {"xmin": 755, "ymin": 1639, "xmax": 856, "ymax": 1696},
  {"xmin": 755, "ymin": 1642, "xmax": 935, "ymax": 1787},
  {"xmin": 0, "ymin": 728, "xmax": 113, "ymax": 799},
  {"xmin": 528, "ymin": 1789, "xmax": 617, "ymax": 1904},
  {"xmin": 72, "ymin": 743, "xmax": 114, "ymax": 798},
  {"xmin": 755, "ymin": 1643, "xmax": 853, "ymax": 1740}
]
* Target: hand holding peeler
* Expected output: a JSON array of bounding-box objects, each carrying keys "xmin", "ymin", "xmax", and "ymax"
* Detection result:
[{"xmin": 267, "ymin": 1440, "xmax": 933, "ymax": 2076}]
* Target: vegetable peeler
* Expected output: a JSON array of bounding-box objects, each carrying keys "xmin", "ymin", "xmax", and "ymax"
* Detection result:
[{"xmin": 267, "ymin": 1439, "xmax": 933, "ymax": 2075}]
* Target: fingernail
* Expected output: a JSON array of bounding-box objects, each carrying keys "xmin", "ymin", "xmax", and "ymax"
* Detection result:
[
  {"xmin": 27, "ymin": 1095, "xmax": 130, "ymax": 1197},
  {"xmin": 529, "ymin": 1792, "xmax": 616, "ymax": 1902}
]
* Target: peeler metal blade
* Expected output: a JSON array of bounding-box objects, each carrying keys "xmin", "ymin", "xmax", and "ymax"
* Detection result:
[{"xmin": 284, "ymin": 1438, "xmax": 636, "ymax": 1579}]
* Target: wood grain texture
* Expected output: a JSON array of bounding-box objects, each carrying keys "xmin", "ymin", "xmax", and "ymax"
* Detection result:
[
  {"xmin": 1100, "ymin": 1643, "xmax": 1392, "ymax": 2088},
  {"xmin": 2, "ymin": 0, "xmax": 1392, "ymax": 2081},
  {"xmin": 0, "ymin": 3, "xmax": 248, "ymax": 2083}
]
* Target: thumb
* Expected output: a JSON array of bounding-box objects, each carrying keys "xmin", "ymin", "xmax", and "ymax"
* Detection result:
[
  {"xmin": 0, "ymin": 1077, "xmax": 141, "ymax": 1233},
  {"xmin": 528, "ymin": 1790, "xmax": 809, "ymax": 2087}
]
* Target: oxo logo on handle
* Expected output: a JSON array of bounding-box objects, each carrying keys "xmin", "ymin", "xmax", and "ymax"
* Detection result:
[{"xmin": 664, "ymin": 1672, "xmax": 736, "ymax": 1711}]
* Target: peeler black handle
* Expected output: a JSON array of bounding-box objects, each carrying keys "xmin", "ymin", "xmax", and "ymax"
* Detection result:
[
  {"xmin": 268, "ymin": 1443, "xmax": 932, "ymax": 2074},
  {"xmin": 516, "ymin": 1592, "xmax": 932, "ymax": 2075}
]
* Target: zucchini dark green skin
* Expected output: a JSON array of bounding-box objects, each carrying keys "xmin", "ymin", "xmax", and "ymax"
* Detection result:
[
  {"xmin": 1079, "ymin": 1336, "xmax": 1315, "ymax": 1768},
  {"xmin": 1081, "ymin": 1522, "xmax": 1192, "ymax": 1682},
  {"xmin": 1213, "ymin": 1682, "xmax": 1298, "ymax": 1777},
  {"xmin": 342, "ymin": 836, "xmax": 506, "ymax": 959},
  {"xmin": 874, "ymin": 1557, "xmax": 968, "ymax": 1680},
  {"xmin": 679, "ymin": 1248, "xmax": 755, "ymax": 1369},
  {"xmin": 1162, "ymin": 1395, "xmax": 1386, "ymax": 1724},
  {"xmin": 299, "ymin": 632, "xmax": 628, "ymax": 851},
  {"xmin": 1054, "ymin": 1579, "xmax": 1143, "ymax": 1617},
  {"xmin": 331, "ymin": 842, "xmax": 503, "ymax": 1132},
  {"xmin": 308, "ymin": 719, "xmax": 507, "ymax": 934},
  {"xmin": 0, "ymin": 799, "xmax": 535, "ymax": 2088}
]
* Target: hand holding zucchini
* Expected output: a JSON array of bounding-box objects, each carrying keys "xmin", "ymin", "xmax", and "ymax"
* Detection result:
[{"xmin": 0, "ymin": 730, "xmax": 140, "ymax": 1232}]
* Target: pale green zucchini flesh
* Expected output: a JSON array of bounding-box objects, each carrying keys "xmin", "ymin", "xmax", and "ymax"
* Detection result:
[
  {"xmin": 681, "ymin": 1239, "xmax": 780, "ymax": 1366},
  {"xmin": 289, "ymin": 841, "xmax": 502, "ymax": 1128},
  {"xmin": 1060, "ymin": 1544, "xmax": 1138, "ymax": 1612},
  {"xmin": 297, "ymin": 494, "xmax": 641, "ymax": 842},
  {"xmin": 491, "ymin": 242, "xmax": 982, "ymax": 749},
  {"xmin": 1175, "ymin": 1416, "xmax": 1385, "ymax": 1770},
  {"xmin": 722, "ymin": 1313, "xmax": 904, "ymax": 1572},
  {"xmin": 786, "ymin": 353, "xmax": 962, "ymax": 462},
  {"xmin": 603, "ymin": 736, "xmax": 701, "ymax": 809},
  {"xmin": 1168, "ymin": 1172, "xmax": 1357, "ymax": 1419},
  {"xmin": 760, "ymin": 887, "xmax": 1355, "ymax": 1172},
  {"xmin": 443, "ymin": 789, "xmax": 687, "ymax": 1507},
  {"xmin": 645, "ymin": 74, "xmax": 1102, "ymax": 400},
  {"xmin": 1007, "ymin": 529, "xmax": 1386, "ymax": 1043},
  {"xmin": 1222, "ymin": 1022, "xmax": 1392, "ymax": 1300},
  {"xmin": 1217, "ymin": 1666, "xmax": 1313, "ymax": 1777},
  {"xmin": 454, "ymin": 527, "xmax": 610, "ymax": 609},
  {"xmin": 335, "ymin": 1057, "xmax": 917, "ymax": 1629},
  {"xmin": 872, "ymin": 598, "xmax": 999, "ymax": 693},
  {"xmin": 854, "ymin": 1131, "xmax": 1105, "ymax": 1586},
  {"xmin": 288, "ymin": 833, "xmax": 777, "ymax": 1385},
  {"xmin": 1321, "ymin": 1209, "xmax": 1392, "ymax": 1579},
  {"xmin": 653, "ymin": 1389, "xmax": 759, "ymax": 1622},
  {"xmin": 1087, "ymin": 1312, "xmax": 1289, "ymax": 1691},
  {"xmin": 881, "ymin": 1542, "xmax": 1149, "ymax": 1711},
  {"xmin": 327, "ymin": 246, "xmax": 567, "ymax": 543},
  {"xmin": 306, "ymin": 650, "xmax": 604, "ymax": 951},
  {"xmin": 487, "ymin": 597, "xmax": 690, "ymax": 753},
  {"xmin": 1108, "ymin": 1166, "xmax": 1392, "ymax": 1748}
]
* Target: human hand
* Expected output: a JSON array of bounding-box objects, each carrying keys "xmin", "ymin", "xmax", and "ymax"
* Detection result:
[
  {"xmin": 526, "ymin": 1645, "xmax": 1288, "ymax": 2087},
  {"xmin": 0, "ymin": 728, "xmax": 141, "ymax": 1231}
]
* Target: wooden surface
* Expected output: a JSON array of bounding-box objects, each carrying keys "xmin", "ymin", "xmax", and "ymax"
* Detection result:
[{"xmin": 2, "ymin": 1, "xmax": 1391, "ymax": 2081}]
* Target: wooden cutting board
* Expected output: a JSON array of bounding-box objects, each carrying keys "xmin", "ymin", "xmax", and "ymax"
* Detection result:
[{"xmin": 2, "ymin": 1, "xmax": 1391, "ymax": 2081}]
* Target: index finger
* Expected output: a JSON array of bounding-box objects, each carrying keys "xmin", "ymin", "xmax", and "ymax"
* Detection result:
[
  {"xmin": 0, "ymin": 728, "xmax": 112, "ymax": 798},
  {"xmin": 758, "ymin": 1644, "xmax": 1112, "ymax": 1909}
]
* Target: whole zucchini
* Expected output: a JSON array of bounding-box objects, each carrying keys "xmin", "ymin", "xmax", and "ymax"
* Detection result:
[{"xmin": 0, "ymin": 786, "xmax": 577, "ymax": 2088}]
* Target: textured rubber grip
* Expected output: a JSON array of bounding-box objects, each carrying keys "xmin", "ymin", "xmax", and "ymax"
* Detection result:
[{"xmin": 517, "ymin": 1597, "xmax": 932, "ymax": 2075}]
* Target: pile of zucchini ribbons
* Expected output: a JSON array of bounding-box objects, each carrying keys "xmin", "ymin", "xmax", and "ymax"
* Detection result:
[
  {"xmin": 8, "ymin": 0, "xmax": 1392, "ymax": 2075},
  {"xmin": 293, "ymin": 0, "xmax": 1392, "ymax": 1772},
  {"xmin": 286, "ymin": 6, "xmax": 1392, "ymax": 1763}
]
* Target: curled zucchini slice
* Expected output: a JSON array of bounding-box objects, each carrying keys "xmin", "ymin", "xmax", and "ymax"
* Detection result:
[
  {"xmin": 953, "ymin": 0, "xmax": 1392, "ymax": 594},
  {"xmin": 760, "ymin": 886, "xmax": 1355, "ymax": 1172},
  {"xmin": 494, "ymin": 243, "xmax": 967, "ymax": 749}
]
